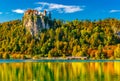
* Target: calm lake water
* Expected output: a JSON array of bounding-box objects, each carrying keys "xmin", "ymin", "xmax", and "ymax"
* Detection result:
[{"xmin": 0, "ymin": 60, "xmax": 120, "ymax": 81}]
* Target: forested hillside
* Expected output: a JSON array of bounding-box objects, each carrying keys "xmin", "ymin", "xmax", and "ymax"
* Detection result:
[{"xmin": 0, "ymin": 18, "xmax": 120, "ymax": 59}]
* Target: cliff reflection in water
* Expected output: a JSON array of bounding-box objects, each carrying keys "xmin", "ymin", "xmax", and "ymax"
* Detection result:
[{"xmin": 0, "ymin": 62, "xmax": 120, "ymax": 81}]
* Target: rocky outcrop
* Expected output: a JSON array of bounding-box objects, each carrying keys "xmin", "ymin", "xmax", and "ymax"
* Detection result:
[{"xmin": 23, "ymin": 9, "xmax": 51, "ymax": 36}]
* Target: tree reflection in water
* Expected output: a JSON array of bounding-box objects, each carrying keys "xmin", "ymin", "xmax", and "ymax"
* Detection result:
[{"xmin": 0, "ymin": 62, "xmax": 120, "ymax": 81}]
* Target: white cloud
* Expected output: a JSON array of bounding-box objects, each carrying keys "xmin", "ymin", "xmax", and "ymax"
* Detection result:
[
  {"xmin": 36, "ymin": 2, "xmax": 49, "ymax": 6},
  {"xmin": 35, "ymin": 7, "xmax": 43, "ymax": 11},
  {"xmin": 0, "ymin": 12, "xmax": 2, "ymax": 14},
  {"xmin": 110, "ymin": 10, "xmax": 120, "ymax": 13},
  {"xmin": 64, "ymin": 6, "xmax": 83, "ymax": 13},
  {"xmin": 12, "ymin": 9, "xmax": 25, "ymax": 14},
  {"xmin": 35, "ymin": 2, "xmax": 84, "ymax": 13}
]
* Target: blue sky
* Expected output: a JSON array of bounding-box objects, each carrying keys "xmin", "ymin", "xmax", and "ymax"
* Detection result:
[{"xmin": 0, "ymin": 0, "xmax": 120, "ymax": 22}]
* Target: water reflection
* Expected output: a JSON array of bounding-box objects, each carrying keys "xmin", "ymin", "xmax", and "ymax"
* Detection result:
[{"xmin": 0, "ymin": 62, "xmax": 120, "ymax": 81}]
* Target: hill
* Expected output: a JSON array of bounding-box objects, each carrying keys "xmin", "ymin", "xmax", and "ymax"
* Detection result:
[{"xmin": 0, "ymin": 11, "xmax": 120, "ymax": 59}]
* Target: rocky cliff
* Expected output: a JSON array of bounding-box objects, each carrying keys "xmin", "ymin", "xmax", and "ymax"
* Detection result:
[{"xmin": 23, "ymin": 9, "xmax": 51, "ymax": 36}]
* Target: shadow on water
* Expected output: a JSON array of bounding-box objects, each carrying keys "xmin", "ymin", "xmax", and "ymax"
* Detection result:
[{"xmin": 1, "ymin": 59, "xmax": 120, "ymax": 63}]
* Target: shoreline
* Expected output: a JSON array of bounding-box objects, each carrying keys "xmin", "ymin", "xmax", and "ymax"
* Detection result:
[
  {"xmin": 1, "ymin": 53, "xmax": 120, "ymax": 60},
  {"xmin": 0, "ymin": 58, "xmax": 120, "ymax": 63}
]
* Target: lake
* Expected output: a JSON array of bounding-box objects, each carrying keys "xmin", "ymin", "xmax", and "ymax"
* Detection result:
[{"xmin": 0, "ymin": 60, "xmax": 120, "ymax": 81}]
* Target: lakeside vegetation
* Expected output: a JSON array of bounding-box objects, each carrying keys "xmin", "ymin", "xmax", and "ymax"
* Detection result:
[{"xmin": 0, "ymin": 18, "xmax": 120, "ymax": 59}]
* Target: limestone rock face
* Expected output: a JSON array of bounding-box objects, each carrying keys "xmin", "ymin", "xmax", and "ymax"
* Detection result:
[{"xmin": 23, "ymin": 9, "xmax": 51, "ymax": 36}]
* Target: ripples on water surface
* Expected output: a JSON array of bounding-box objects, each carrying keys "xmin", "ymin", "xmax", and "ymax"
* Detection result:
[{"xmin": 0, "ymin": 59, "xmax": 120, "ymax": 81}]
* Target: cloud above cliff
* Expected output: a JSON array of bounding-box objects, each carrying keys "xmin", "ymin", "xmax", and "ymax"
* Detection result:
[
  {"xmin": 35, "ymin": 2, "xmax": 84, "ymax": 13},
  {"xmin": 0, "ymin": 12, "xmax": 2, "ymax": 14},
  {"xmin": 35, "ymin": 7, "xmax": 43, "ymax": 11},
  {"xmin": 110, "ymin": 10, "xmax": 120, "ymax": 13},
  {"xmin": 12, "ymin": 9, "xmax": 25, "ymax": 14}
]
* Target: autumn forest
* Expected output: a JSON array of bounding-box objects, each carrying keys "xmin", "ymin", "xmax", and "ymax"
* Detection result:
[{"xmin": 0, "ymin": 18, "xmax": 120, "ymax": 59}]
